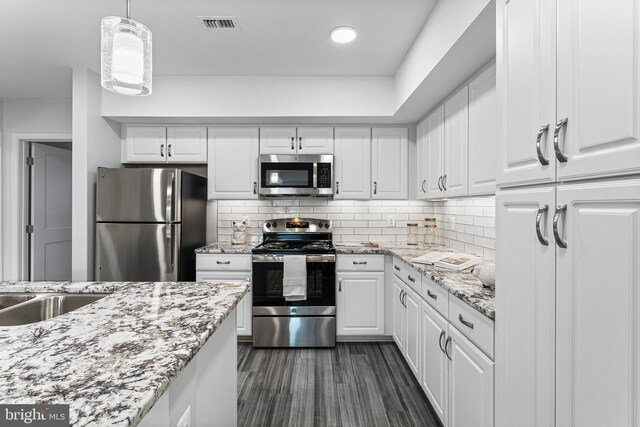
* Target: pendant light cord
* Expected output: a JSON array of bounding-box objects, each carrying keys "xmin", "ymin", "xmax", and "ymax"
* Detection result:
[{"xmin": 126, "ymin": 0, "xmax": 131, "ymax": 19}]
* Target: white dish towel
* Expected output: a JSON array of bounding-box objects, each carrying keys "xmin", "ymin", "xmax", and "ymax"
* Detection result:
[{"xmin": 283, "ymin": 255, "xmax": 307, "ymax": 301}]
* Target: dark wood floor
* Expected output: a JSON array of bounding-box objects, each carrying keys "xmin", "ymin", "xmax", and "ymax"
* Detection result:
[{"xmin": 237, "ymin": 342, "xmax": 442, "ymax": 427}]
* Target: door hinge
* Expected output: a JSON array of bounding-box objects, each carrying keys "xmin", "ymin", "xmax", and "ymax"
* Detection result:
[
  {"xmin": 26, "ymin": 224, "xmax": 34, "ymax": 234},
  {"xmin": 26, "ymin": 156, "xmax": 34, "ymax": 166}
]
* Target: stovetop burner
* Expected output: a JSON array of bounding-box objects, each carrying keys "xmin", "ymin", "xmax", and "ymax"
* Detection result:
[
  {"xmin": 260, "ymin": 242, "xmax": 290, "ymax": 250},
  {"xmin": 252, "ymin": 217, "xmax": 335, "ymax": 255}
]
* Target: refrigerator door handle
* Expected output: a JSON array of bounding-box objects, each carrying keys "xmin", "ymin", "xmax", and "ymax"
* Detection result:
[
  {"xmin": 166, "ymin": 172, "xmax": 175, "ymax": 222},
  {"xmin": 165, "ymin": 224, "xmax": 174, "ymax": 273}
]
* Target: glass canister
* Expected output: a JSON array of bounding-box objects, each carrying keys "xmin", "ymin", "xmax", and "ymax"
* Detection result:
[
  {"xmin": 407, "ymin": 223, "xmax": 419, "ymax": 245},
  {"xmin": 423, "ymin": 217, "xmax": 438, "ymax": 245}
]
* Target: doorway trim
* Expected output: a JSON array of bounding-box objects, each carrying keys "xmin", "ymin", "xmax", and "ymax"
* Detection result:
[{"xmin": 1, "ymin": 133, "xmax": 72, "ymax": 281}]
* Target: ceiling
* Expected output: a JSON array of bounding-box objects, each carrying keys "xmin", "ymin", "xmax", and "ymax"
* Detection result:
[{"xmin": 0, "ymin": 0, "xmax": 437, "ymax": 98}]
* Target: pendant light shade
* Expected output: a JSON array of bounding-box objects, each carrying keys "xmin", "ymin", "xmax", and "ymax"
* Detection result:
[{"xmin": 101, "ymin": 2, "xmax": 152, "ymax": 96}]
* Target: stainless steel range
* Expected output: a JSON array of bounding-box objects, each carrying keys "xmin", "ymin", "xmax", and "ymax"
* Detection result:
[{"xmin": 252, "ymin": 217, "xmax": 336, "ymax": 348}]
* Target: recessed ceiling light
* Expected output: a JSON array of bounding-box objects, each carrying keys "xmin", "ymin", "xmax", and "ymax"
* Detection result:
[{"xmin": 331, "ymin": 26, "xmax": 357, "ymax": 44}]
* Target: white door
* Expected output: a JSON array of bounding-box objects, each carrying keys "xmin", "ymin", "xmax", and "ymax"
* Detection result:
[
  {"xmin": 334, "ymin": 127, "xmax": 371, "ymax": 200},
  {"xmin": 443, "ymin": 86, "xmax": 469, "ymax": 197},
  {"xmin": 421, "ymin": 301, "xmax": 448, "ymax": 426},
  {"xmin": 297, "ymin": 127, "xmax": 334, "ymax": 154},
  {"xmin": 404, "ymin": 285, "xmax": 421, "ymax": 378},
  {"xmin": 336, "ymin": 271, "xmax": 385, "ymax": 336},
  {"xmin": 166, "ymin": 127, "xmax": 207, "ymax": 163},
  {"xmin": 196, "ymin": 271, "xmax": 253, "ymax": 336},
  {"xmin": 392, "ymin": 277, "xmax": 406, "ymax": 352},
  {"xmin": 495, "ymin": 186, "xmax": 556, "ymax": 427},
  {"xmin": 448, "ymin": 326, "xmax": 495, "ymax": 427},
  {"xmin": 259, "ymin": 127, "xmax": 296, "ymax": 154},
  {"xmin": 207, "ymin": 127, "xmax": 259, "ymax": 200},
  {"xmin": 496, "ymin": 0, "xmax": 557, "ymax": 187},
  {"xmin": 416, "ymin": 118, "xmax": 429, "ymax": 199},
  {"xmin": 426, "ymin": 106, "xmax": 445, "ymax": 199},
  {"xmin": 31, "ymin": 143, "xmax": 72, "ymax": 281},
  {"xmin": 556, "ymin": 0, "xmax": 640, "ymax": 181},
  {"xmin": 468, "ymin": 62, "xmax": 498, "ymax": 196},
  {"xmin": 122, "ymin": 126, "xmax": 167, "ymax": 163},
  {"xmin": 555, "ymin": 179, "xmax": 640, "ymax": 427},
  {"xmin": 371, "ymin": 127, "xmax": 408, "ymax": 200}
]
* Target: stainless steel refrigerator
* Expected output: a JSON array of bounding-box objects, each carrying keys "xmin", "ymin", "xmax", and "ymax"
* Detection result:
[{"xmin": 95, "ymin": 167, "xmax": 206, "ymax": 281}]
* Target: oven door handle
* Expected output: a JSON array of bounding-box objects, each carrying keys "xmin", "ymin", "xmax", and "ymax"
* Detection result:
[{"xmin": 252, "ymin": 254, "xmax": 336, "ymax": 263}]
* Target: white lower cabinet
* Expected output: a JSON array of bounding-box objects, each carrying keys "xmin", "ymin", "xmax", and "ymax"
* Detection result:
[
  {"xmin": 421, "ymin": 301, "xmax": 448, "ymax": 426},
  {"xmin": 392, "ymin": 276, "xmax": 406, "ymax": 353},
  {"xmin": 336, "ymin": 271, "xmax": 385, "ymax": 336},
  {"xmin": 404, "ymin": 285, "xmax": 421, "ymax": 378}
]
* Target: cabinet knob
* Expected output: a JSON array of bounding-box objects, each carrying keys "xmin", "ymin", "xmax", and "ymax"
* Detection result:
[
  {"xmin": 168, "ymin": 144, "xmax": 172, "ymax": 157},
  {"xmin": 458, "ymin": 314, "xmax": 474, "ymax": 329},
  {"xmin": 336, "ymin": 182, "xmax": 339, "ymax": 194},
  {"xmin": 253, "ymin": 182, "xmax": 257, "ymax": 194},
  {"xmin": 373, "ymin": 182, "xmax": 377, "ymax": 195},
  {"xmin": 160, "ymin": 144, "xmax": 165, "ymax": 157},
  {"xmin": 298, "ymin": 136, "xmax": 302, "ymax": 150},
  {"xmin": 426, "ymin": 289, "xmax": 437, "ymax": 300},
  {"xmin": 291, "ymin": 136, "xmax": 295, "ymax": 150},
  {"xmin": 338, "ymin": 278, "xmax": 342, "ymax": 292}
]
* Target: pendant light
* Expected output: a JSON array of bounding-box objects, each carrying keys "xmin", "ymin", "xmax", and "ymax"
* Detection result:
[{"xmin": 101, "ymin": 0, "xmax": 152, "ymax": 96}]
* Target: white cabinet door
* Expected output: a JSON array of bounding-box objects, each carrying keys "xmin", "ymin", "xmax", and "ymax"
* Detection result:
[
  {"xmin": 122, "ymin": 126, "xmax": 167, "ymax": 163},
  {"xmin": 259, "ymin": 127, "xmax": 296, "ymax": 154},
  {"xmin": 556, "ymin": 0, "xmax": 640, "ymax": 181},
  {"xmin": 421, "ymin": 301, "xmax": 449, "ymax": 426},
  {"xmin": 166, "ymin": 127, "xmax": 207, "ymax": 163},
  {"xmin": 416, "ymin": 118, "xmax": 429, "ymax": 199},
  {"xmin": 336, "ymin": 271, "xmax": 385, "ymax": 336},
  {"xmin": 297, "ymin": 127, "xmax": 334, "ymax": 154},
  {"xmin": 404, "ymin": 285, "xmax": 421, "ymax": 379},
  {"xmin": 392, "ymin": 276, "xmax": 406, "ymax": 352},
  {"xmin": 371, "ymin": 127, "xmax": 408, "ymax": 200},
  {"xmin": 207, "ymin": 127, "xmax": 259, "ymax": 200},
  {"xmin": 556, "ymin": 179, "xmax": 640, "ymax": 427},
  {"xmin": 468, "ymin": 63, "xmax": 497, "ymax": 195},
  {"xmin": 448, "ymin": 326, "xmax": 495, "ymax": 427},
  {"xmin": 496, "ymin": 0, "xmax": 556, "ymax": 187},
  {"xmin": 195, "ymin": 271, "xmax": 253, "ymax": 336},
  {"xmin": 426, "ymin": 106, "xmax": 446, "ymax": 199},
  {"xmin": 443, "ymin": 86, "xmax": 469, "ymax": 197},
  {"xmin": 334, "ymin": 127, "xmax": 371, "ymax": 200},
  {"xmin": 495, "ymin": 186, "xmax": 556, "ymax": 427}
]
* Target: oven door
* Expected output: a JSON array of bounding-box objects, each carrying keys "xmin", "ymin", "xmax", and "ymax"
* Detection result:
[
  {"xmin": 252, "ymin": 254, "xmax": 335, "ymax": 308},
  {"xmin": 258, "ymin": 154, "xmax": 333, "ymax": 196}
]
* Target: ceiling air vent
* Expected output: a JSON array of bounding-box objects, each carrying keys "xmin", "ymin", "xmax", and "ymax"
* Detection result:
[{"xmin": 198, "ymin": 16, "xmax": 239, "ymax": 30}]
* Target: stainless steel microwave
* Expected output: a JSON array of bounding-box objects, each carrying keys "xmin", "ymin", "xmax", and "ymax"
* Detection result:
[{"xmin": 259, "ymin": 154, "xmax": 334, "ymax": 197}]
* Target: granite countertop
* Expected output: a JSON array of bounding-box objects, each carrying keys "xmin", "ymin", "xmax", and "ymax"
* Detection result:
[
  {"xmin": 195, "ymin": 242, "xmax": 495, "ymax": 320},
  {"xmin": 0, "ymin": 280, "xmax": 249, "ymax": 427}
]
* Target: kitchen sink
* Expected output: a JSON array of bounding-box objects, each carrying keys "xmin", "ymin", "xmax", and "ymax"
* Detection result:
[{"xmin": 0, "ymin": 293, "xmax": 108, "ymax": 326}]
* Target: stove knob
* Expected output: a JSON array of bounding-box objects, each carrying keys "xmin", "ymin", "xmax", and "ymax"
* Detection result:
[
  {"xmin": 272, "ymin": 222, "xmax": 278, "ymax": 228},
  {"xmin": 266, "ymin": 223, "xmax": 271, "ymax": 228},
  {"xmin": 318, "ymin": 222, "xmax": 323, "ymax": 228},
  {"xmin": 324, "ymin": 223, "xmax": 330, "ymax": 229}
]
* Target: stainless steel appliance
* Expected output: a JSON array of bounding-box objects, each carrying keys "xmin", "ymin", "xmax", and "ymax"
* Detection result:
[
  {"xmin": 95, "ymin": 167, "xmax": 206, "ymax": 281},
  {"xmin": 252, "ymin": 217, "xmax": 336, "ymax": 347},
  {"xmin": 258, "ymin": 154, "xmax": 334, "ymax": 197}
]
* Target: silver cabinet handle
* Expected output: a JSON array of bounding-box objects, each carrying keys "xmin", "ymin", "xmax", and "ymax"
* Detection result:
[
  {"xmin": 338, "ymin": 278, "xmax": 342, "ymax": 292},
  {"xmin": 253, "ymin": 182, "xmax": 257, "ymax": 194},
  {"xmin": 398, "ymin": 289, "xmax": 404, "ymax": 305},
  {"xmin": 394, "ymin": 265, "xmax": 401, "ymax": 271},
  {"xmin": 291, "ymin": 136, "xmax": 295, "ymax": 150},
  {"xmin": 160, "ymin": 144, "xmax": 165, "ymax": 157},
  {"xmin": 168, "ymin": 144, "xmax": 172, "ymax": 157},
  {"xmin": 353, "ymin": 261, "xmax": 368, "ymax": 265},
  {"xmin": 444, "ymin": 336, "xmax": 452, "ymax": 360},
  {"xmin": 443, "ymin": 174, "xmax": 447, "ymax": 191},
  {"xmin": 298, "ymin": 136, "xmax": 302, "ymax": 150},
  {"xmin": 216, "ymin": 260, "xmax": 231, "ymax": 265},
  {"xmin": 438, "ymin": 331, "xmax": 446, "ymax": 353},
  {"xmin": 437, "ymin": 176, "xmax": 443, "ymax": 191},
  {"xmin": 373, "ymin": 182, "xmax": 377, "ymax": 194},
  {"xmin": 421, "ymin": 179, "xmax": 426, "ymax": 193},
  {"xmin": 336, "ymin": 182, "xmax": 339, "ymax": 194},
  {"xmin": 535, "ymin": 205, "xmax": 549, "ymax": 246},
  {"xmin": 553, "ymin": 204, "xmax": 568, "ymax": 248},
  {"xmin": 458, "ymin": 314, "xmax": 474, "ymax": 329},
  {"xmin": 402, "ymin": 291, "xmax": 407, "ymax": 307},
  {"xmin": 426, "ymin": 289, "xmax": 437, "ymax": 300},
  {"xmin": 553, "ymin": 118, "xmax": 569, "ymax": 163},
  {"xmin": 536, "ymin": 124, "xmax": 550, "ymax": 166},
  {"xmin": 407, "ymin": 274, "xmax": 416, "ymax": 283}
]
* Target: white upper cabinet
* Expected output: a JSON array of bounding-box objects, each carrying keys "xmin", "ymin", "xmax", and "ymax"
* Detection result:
[
  {"xmin": 122, "ymin": 126, "xmax": 167, "ymax": 163},
  {"xmin": 496, "ymin": 0, "xmax": 557, "ymax": 187},
  {"xmin": 334, "ymin": 127, "xmax": 371, "ymax": 200},
  {"xmin": 371, "ymin": 127, "xmax": 408, "ymax": 199},
  {"xmin": 443, "ymin": 86, "xmax": 469, "ymax": 197},
  {"xmin": 495, "ymin": 186, "xmax": 556, "ymax": 427},
  {"xmin": 166, "ymin": 127, "xmax": 207, "ymax": 163},
  {"xmin": 555, "ymin": 179, "xmax": 640, "ymax": 427},
  {"xmin": 468, "ymin": 63, "xmax": 498, "ymax": 195},
  {"xmin": 426, "ymin": 106, "xmax": 446, "ymax": 199},
  {"xmin": 207, "ymin": 127, "xmax": 259, "ymax": 200},
  {"xmin": 555, "ymin": 0, "xmax": 640, "ymax": 181},
  {"xmin": 296, "ymin": 127, "xmax": 334, "ymax": 154},
  {"xmin": 259, "ymin": 127, "xmax": 297, "ymax": 154},
  {"xmin": 416, "ymin": 118, "xmax": 429, "ymax": 199}
]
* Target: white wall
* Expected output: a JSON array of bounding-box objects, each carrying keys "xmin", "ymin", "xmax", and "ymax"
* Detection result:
[
  {"xmin": 0, "ymin": 97, "xmax": 72, "ymax": 280},
  {"xmin": 72, "ymin": 68, "xmax": 121, "ymax": 280}
]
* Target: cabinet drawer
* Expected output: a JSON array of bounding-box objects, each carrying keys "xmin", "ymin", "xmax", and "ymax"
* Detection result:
[
  {"xmin": 196, "ymin": 271, "xmax": 252, "ymax": 283},
  {"xmin": 421, "ymin": 276, "xmax": 449, "ymax": 318},
  {"xmin": 392, "ymin": 257, "xmax": 405, "ymax": 278},
  {"xmin": 448, "ymin": 296, "xmax": 494, "ymax": 359},
  {"xmin": 336, "ymin": 254, "xmax": 385, "ymax": 272},
  {"xmin": 404, "ymin": 264, "xmax": 422, "ymax": 294},
  {"xmin": 196, "ymin": 254, "xmax": 252, "ymax": 271}
]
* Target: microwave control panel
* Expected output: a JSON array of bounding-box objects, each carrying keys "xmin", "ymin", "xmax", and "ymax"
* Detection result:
[{"xmin": 317, "ymin": 163, "xmax": 332, "ymax": 188}]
